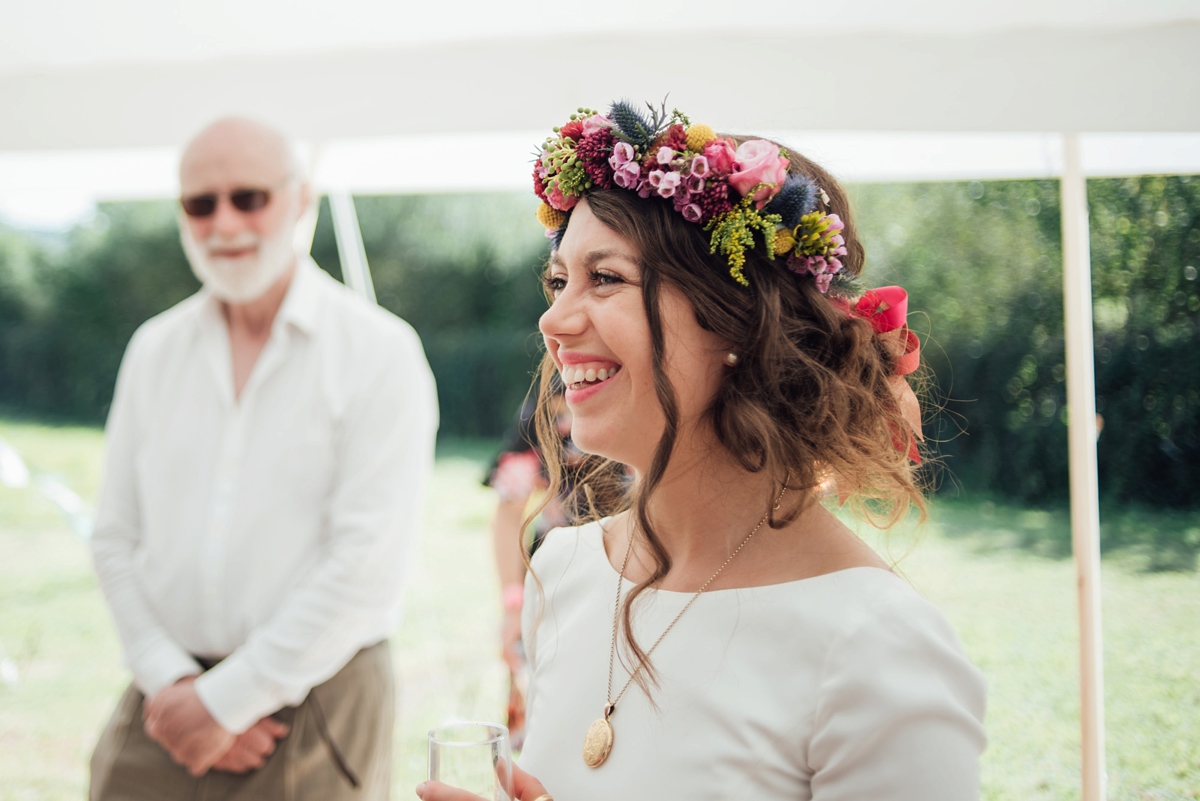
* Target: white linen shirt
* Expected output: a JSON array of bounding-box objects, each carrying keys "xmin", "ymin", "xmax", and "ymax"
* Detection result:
[{"xmin": 91, "ymin": 257, "xmax": 438, "ymax": 734}]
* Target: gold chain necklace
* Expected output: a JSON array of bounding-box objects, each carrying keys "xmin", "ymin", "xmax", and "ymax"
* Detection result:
[{"xmin": 582, "ymin": 483, "xmax": 788, "ymax": 768}]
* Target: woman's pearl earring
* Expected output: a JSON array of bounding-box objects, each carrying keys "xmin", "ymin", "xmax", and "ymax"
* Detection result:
[{"xmin": 725, "ymin": 352, "xmax": 740, "ymax": 367}]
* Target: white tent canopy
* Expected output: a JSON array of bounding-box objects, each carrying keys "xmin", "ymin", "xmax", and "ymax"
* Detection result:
[
  {"xmin": 5, "ymin": 131, "xmax": 1200, "ymax": 230},
  {"xmin": 4, "ymin": 0, "xmax": 1199, "ymax": 214},
  {"xmin": 3, "ymin": 0, "xmax": 1199, "ymax": 220},
  {"xmin": 3, "ymin": 4, "xmax": 1200, "ymax": 800},
  {"xmin": 3, "ymin": 1, "xmax": 1200, "ymax": 151}
]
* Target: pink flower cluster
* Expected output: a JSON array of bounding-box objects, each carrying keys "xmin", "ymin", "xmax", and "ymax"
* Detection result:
[
  {"xmin": 534, "ymin": 113, "xmax": 617, "ymax": 212},
  {"xmin": 787, "ymin": 214, "xmax": 848, "ymax": 294},
  {"xmin": 535, "ymin": 109, "xmax": 793, "ymax": 237},
  {"xmin": 605, "ymin": 133, "xmax": 789, "ymax": 225},
  {"xmin": 534, "ymin": 104, "xmax": 855, "ymax": 293}
]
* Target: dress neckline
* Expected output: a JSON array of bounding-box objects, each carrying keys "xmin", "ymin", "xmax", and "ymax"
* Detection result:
[{"xmin": 587, "ymin": 517, "xmax": 899, "ymax": 597}]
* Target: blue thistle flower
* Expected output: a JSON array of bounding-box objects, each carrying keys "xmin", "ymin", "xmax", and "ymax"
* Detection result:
[
  {"xmin": 764, "ymin": 174, "xmax": 819, "ymax": 229},
  {"xmin": 609, "ymin": 100, "xmax": 657, "ymax": 149}
]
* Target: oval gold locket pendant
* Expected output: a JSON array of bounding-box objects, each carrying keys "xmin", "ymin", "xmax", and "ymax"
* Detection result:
[{"xmin": 582, "ymin": 716, "xmax": 614, "ymax": 767}]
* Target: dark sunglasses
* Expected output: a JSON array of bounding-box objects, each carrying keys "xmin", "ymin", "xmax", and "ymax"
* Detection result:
[{"xmin": 180, "ymin": 188, "xmax": 273, "ymax": 218}]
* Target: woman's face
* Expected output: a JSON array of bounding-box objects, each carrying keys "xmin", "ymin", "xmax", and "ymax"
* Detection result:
[{"xmin": 539, "ymin": 199, "xmax": 729, "ymax": 472}]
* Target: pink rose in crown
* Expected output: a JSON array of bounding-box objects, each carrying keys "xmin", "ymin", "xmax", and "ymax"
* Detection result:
[
  {"xmin": 582, "ymin": 114, "xmax": 611, "ymax": 137},
  {"xmin": 548, "ymin": 187, "xmax": 578, "ymax": 211},
  {"xmin": 730, "ymin": 140, "xmax": 790, "ymax": 208},
  {"xmin": 702, "ymin": 139, "xmax": 738, "ymax": 175}
]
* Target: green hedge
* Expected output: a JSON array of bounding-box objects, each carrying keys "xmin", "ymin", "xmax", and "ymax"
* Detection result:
[
  {"xmin": 853, "ymin": 176, "xmax": 1199, "ymax": 508},
  {"xmin": 0, "ymin": 180, "xmax": 1196, "ymax": 508}
]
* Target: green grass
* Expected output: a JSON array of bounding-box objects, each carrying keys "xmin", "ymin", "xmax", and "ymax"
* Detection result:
[
  {"xmin": 1, "ymin": 419, "xmax": 1198, "ymax": 800},
  {"xmin": 864, "ymin": 505, "xmax": 1200, "ymax": 801}
]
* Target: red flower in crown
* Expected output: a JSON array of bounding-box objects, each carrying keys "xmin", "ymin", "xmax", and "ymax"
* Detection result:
[
  {"xmin": 575, "ymin": 128, "xmax": 616, "ymax": 190},
  {"xmin": 559, "ymin": 119, "xmax": 585, "ymax": 141},
  {"xmin": 662, "ymin": 124, "xmax": 688, "ymax": 152}
]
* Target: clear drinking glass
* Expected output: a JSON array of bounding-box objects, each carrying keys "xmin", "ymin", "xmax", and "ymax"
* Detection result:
[{"xmin": 428, "ymin": 722, "xmax": 514, "ymax": 801}]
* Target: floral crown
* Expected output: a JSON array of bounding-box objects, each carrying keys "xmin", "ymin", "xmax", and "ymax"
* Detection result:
[{"xmin": 533, "ymin": 100, "xmax": 854, "ymax": 294}]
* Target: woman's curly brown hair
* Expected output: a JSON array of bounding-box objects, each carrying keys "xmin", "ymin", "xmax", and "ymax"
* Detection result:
[{"xmin": 526, "ymin": 139, "xmax": 926, "ymax": 693}]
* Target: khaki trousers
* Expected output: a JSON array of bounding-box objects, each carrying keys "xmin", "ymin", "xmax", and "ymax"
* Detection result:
[{"xmin": 90, "ymin": 641, "xmax": 394, "ymax": 801}]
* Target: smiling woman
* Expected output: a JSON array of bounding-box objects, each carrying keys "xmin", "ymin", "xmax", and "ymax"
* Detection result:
[
  {"xmin": 416, "ymin": 102, "xmax": 985, "ymax": 801},
  {"xmin": 540, "ymin": 231, "xmax": 673, "ymax": 460}
]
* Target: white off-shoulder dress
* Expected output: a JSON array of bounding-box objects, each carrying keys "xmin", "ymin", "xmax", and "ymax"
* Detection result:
[{"xmin": 518, "ymin": 519, "xmax": 987, "ymax": 801}]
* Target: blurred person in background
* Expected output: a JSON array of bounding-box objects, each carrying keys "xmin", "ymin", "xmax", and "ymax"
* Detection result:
[
  {"xmin": 485, "ymin": 383, "xmax": 577, "ymax": 749},
  {"xmin": 89, "ymin": 117, "xmax": 438, "ymax": 800}
]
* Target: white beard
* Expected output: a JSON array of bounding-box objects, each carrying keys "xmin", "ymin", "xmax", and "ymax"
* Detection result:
[{"xmin": 181, "ymin": 220, "xmax": 297, "ymax": 304}]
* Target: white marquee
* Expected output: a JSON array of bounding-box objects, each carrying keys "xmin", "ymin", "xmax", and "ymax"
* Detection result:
[{"xmin": 4, "ymin": 5, "xmax": 1200, "ymax": 799}]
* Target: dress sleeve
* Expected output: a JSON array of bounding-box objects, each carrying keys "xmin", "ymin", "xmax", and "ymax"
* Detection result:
[
  {"xmin": 808, "ymin": 588, "xmax": 987, "ymax": 801},
  {"xmin": 520, "ymin": 524, "xmax": 577, "ymax": 733}
]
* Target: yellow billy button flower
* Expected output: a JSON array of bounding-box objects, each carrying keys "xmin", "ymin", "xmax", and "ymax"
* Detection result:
[
  {"xmin": 773, "ymin": 228, "xmax": 797, "ymax": 256},
  {"xmin": 685, "ymin": 124, "xmax": 718, "ymax": 152},
  {"xmin": 536, "ymin": 202, "xmax": 567, "ymax": 230}
]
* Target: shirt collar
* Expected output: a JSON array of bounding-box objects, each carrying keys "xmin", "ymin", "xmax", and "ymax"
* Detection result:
[
  {"xmin": 276, "ymin": 256, "xmax": 323, "ymax": 337},
  {"xmin": 195, "ymin": 254, "xmax": 325, "ymax": 339}
]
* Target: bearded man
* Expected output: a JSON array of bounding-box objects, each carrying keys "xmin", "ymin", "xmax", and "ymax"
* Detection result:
[{"xmin": 88, "ymin": 117, "xmax": 438, "ymax": 800}]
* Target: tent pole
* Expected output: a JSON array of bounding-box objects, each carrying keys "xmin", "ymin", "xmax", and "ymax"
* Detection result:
[
  {"xmin": 1060, "ymin": 132, "xmax": 1106, "ymax": 801},
  {"xmin": 329, "ymin": 190, "xmax": 377, "ymax": 304},
  {"xmin": 295, "ymin": 142, "xmax": 323, "ymax": 257}
]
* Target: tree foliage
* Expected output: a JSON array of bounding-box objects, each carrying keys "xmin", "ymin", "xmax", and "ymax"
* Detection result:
[
  {"xmin": 0, "ymin": 193, "xmax": 551, "ymax": 439},
  {"xmin": 853, "ymin": 176, "xmax": 1199, "ymax": 507},
  {"xmin": 0, "ymin": 202, "xmax": 199, "ymax": 418},
  {"xmin": 0, "ymin": 178, "xmax": 1196, "ymax": 507},
  {"xmin": 312, "ymin": 193, "xmax": 551, "ymax": 438}
]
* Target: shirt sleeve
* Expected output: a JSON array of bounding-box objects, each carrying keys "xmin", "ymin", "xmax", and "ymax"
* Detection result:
[
  {"xmin": 194, "ymin": 324, "xmax": 438, "ymax": 733},
  {"xmin": 808, "ymin": 588, "xmax": 988, "ymax": 801},
  {"xmin": 91, "ymin": 328, "xmax": 204, "ymax": 697}
]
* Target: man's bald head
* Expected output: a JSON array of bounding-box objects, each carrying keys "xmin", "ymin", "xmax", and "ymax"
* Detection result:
[
  {"xmin": 178, "ymin": 117, "xmax": 310, "ymax": 305},
  {"xmin": 180, "ymin": 117, "xmax": 300, "ymax": 194}
]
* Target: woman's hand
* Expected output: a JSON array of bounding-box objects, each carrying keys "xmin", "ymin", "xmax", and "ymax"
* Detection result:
[{"xmin": 415, "ymin": 761, "xmax": 550, "ymax": 801}]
